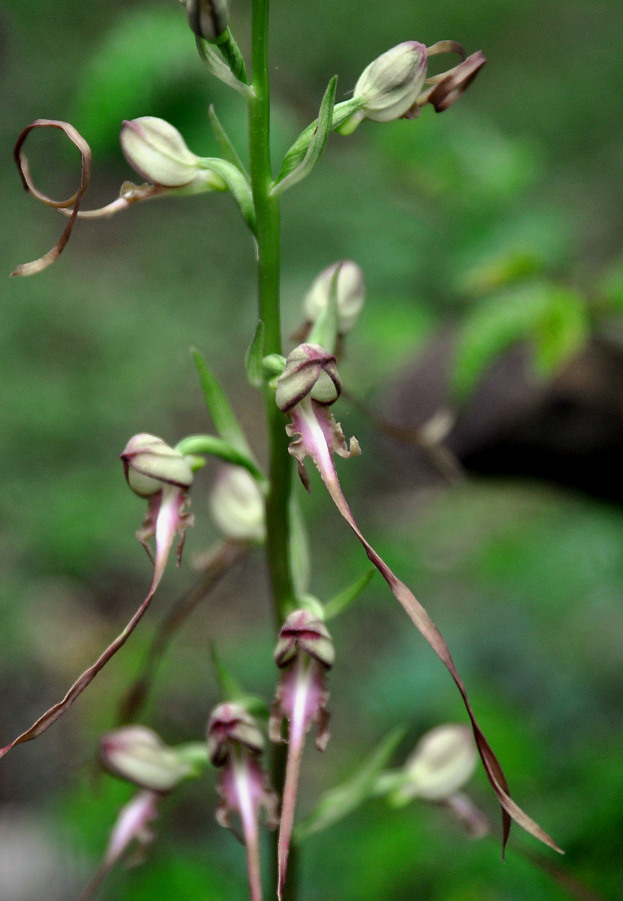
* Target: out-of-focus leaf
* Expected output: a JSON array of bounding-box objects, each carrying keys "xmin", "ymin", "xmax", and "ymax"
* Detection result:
[
  {"xmin": 72, "ymin": 7, "xmax": 197, "ymax": 154},
  {"xmin": 452, "ymin": 281, "xmax": 590, "ymax": 401},
  {"xmin": 295, "ymin": 727, "xmax": 406, "ymax": 842}
]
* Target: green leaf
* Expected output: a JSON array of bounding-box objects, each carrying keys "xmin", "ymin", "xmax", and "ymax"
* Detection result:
[
  {"xmin": 191, "ymin": 348, "xmax": 255, "ymax": 457},
  {"xmin": 272, "ymin": 77, "xmax": 337, "ymax": 196},
  {"xmin": 176, "ymin": 434, "xmax": 265, "ymax": 482},
  {"xmin": 295, "ymin": 727, "xmax": 406, "ymax": 843},
  {"xmin": 200, "ymin": 158, "xmax": 256, "ymax": 233},
  {"xmin": 452, "ymin": 281, "xmax": 590, "ymax": 401},
  {"xmin": 196, "ymin": 37, "xmax": 254, "ymax": 97},
  {"xmin": 245, "ymin": 320, "xmax": 266, "ymax": 388},
  {"xmin": 324, "ymin": 568, "xmax": 376, "ymax": 621},
  {"xmin": 208, "ymin": 105, "xmax": 249, "ymax": 177},
  {"xmin": 275, "ymin": 96, "xmax": 362, "ymax": 185}
]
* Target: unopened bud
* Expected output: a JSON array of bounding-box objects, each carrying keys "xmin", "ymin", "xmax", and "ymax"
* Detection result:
[
  {"xmin": 303, "ymin": 261, "xmax": 365, "ymax": 335},
  {"xmin": 121, "ymin": 117, "xmax": 208, "ymax": 188},
  {"xmin": 121, "ymin": 434, "xmax": 194, "ymax": 497},
  {"xmin": 207, "ymin": 702, "xmax": 264, "ymax": 766},
  {"xmin": 275, "ymin": 344, "xmax": 341, "ymax": 412},
  {"xmin": 100, "ymin": 726, "xmax": 193, "ymax": 793},
  {"xmin": 274, "ymin": 609, "xmax": 335, "ymax": 670},
  {"xmin": 397, "ymin": 724, "xmax": 477, "ymax": 803},
  {"xmin": 186, "ymin": 0, "xmax": 229, "ymax": 42},
  {"xmin": 350, "ymin": 42, "xmax": 428, "ymax": 128},
  {"xmin": 209, "ymin": 466, "xmax": 266, "ymax": 543}
]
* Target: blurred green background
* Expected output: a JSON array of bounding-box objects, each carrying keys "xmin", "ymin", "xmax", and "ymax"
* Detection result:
[{"xmin": 2, "ymin": 0, "xmax": 623, "ymax": 899}]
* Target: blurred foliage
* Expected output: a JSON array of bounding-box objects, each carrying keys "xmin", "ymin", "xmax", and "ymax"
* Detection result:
[{"xmin": 1, "ymin": 0, "xmax": 623, "ymax": 900}]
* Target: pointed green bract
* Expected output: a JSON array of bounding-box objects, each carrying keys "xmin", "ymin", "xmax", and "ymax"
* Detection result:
[
  {"xmin": 246, "ymin": 319, "xmax": 266, "ymax": 388},
  {"xmin": 295, "ymin": 727, "xmax": 406, "ymax": 842},
  {"xmin": 196, "ymin": 36, "xmax": 254, "ymax": 97},
  {"xmin": 324, "ymin": 568, "xmax": 376, "ymax": 621},
  {"xmin": 208, "ymin": 105, "xmax": 249, "ymax": 177},
  {"xmin": 191, "ymin": 348, "xmax": 256, "ymax": 457},
  {"xmin": 272, "ymin": 77, "xmax": 337, "ymax": 196},
  {"xmin": 199, "ymin": 157, "xmax": 256, "ymax": 232}
]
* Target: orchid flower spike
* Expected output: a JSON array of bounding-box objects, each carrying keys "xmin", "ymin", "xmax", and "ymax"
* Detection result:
[
  {"xmin": 276, "ymin": 345, "xmax": 562, "ymax": 858},
  {"xmin": 269, "ymin": 609, "xmax": 335, "ymax": 900},
  {"xmin": 207, "ymin": 703, "xmax": 278, "ymax": 901}
]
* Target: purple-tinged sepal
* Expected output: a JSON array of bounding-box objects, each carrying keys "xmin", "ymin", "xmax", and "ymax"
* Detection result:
[
  {"xmin": 76, "ymin": 790, "xmax": 160, "ymax": 901},
  {"xmin": 121, "ymin": 433, "xmax": 195, "ymax": 591},
  {"xmin": 416, "ymin": 42, "xmax": 486, "ymax": 114},
  {"xmin": 207, "ymin": 703, "xmax": 278, "ymax": 901},
  {"xmin": 275, "ymin": 344, "xmax": 342, "ymax": 413},
  {"xmin": 270, "ymin": 610, "xmax": 335, "ymax": 900}
]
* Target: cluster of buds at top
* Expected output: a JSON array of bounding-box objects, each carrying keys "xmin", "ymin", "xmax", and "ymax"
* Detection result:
[
  {"xmin": 340, "ymin": 40, "xmax": 486, "ymax": 133},
  {"xmin": 207, "ymin": 703, "xmax": 278, "ymax": 901}
]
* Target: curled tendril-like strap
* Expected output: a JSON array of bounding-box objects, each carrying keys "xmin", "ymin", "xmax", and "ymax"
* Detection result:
[{"xmin": 11, "ymin": 119, "xmax": 92, "ymax": 277}]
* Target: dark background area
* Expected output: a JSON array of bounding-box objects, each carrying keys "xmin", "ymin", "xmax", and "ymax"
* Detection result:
[{"xmin": 1, "ymin": 1, "xmax": 623, "ymax": 899}]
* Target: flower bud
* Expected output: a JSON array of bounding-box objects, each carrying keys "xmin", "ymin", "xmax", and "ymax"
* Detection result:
[
  {"xmin": 207, "ymin": 702, "xmax": 265, "ymax": 766},
  {"xmin": 352, "ymin": 42, "xmax": 428, "ymax": 125},
  {"xmin": 303, "ymin": 261, "xmax": 365, "ymax": 335},
  {"xmin": 274, "ymin": 609, "xmax": 335, "ymax": 670},
  {"xmin": 396, "ymin": 724, "xmax": 477, "ymax": 803},
  {"xmin": 120, "ymin": 117, "xmax": 203, "ymax": 188},
  {"xmin": 121, "ymin": 434, "xmax": 194, "ymax": 498},
  {"xmin": 186, "ymin": 0, "xmax": 229, "ymax": 42},
  {"xmin": 208, "ymin": 466, "xmax": 266, "ymax": 543},
  {"xmin": 275, "ymin": 344, "xmax": 341, "ymax": 413},
  {"xmin": 99, "ymin": 726, "xmax": 194, "ymax": 793}
]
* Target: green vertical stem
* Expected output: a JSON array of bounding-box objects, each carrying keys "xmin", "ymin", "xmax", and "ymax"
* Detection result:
[
  {"xmin": 248, "ymin": 0, "xmax": 297, "ymax": 897},
  {"xmin": 248, "ymin": 0, "xmax": 296, "ymax": 624}
]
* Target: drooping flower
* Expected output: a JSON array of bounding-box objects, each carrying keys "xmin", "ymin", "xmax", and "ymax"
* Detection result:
[
  {"xmin": 0, "ymin": 436, "xmax": 195, "ymax": 760},
  {"xmin": 275, "ymin": 343, "xmax": 562, "ymax": 858},
  {"xmin": 207, "ymin": 703, "xmax": 278, "ymax": 901},
  {"xmin": 269, "ymin": 609, "xmax": 335, "ymax": 900}
]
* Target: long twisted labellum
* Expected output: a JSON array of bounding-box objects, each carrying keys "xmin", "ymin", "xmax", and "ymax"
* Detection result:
[
  {"xmin": 11, "ymin": 119, "xmax": 92, "ymax": 277},
  {"xmin": 287, "ymin": 400, "xmax": 563, "ymax": 856}
]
